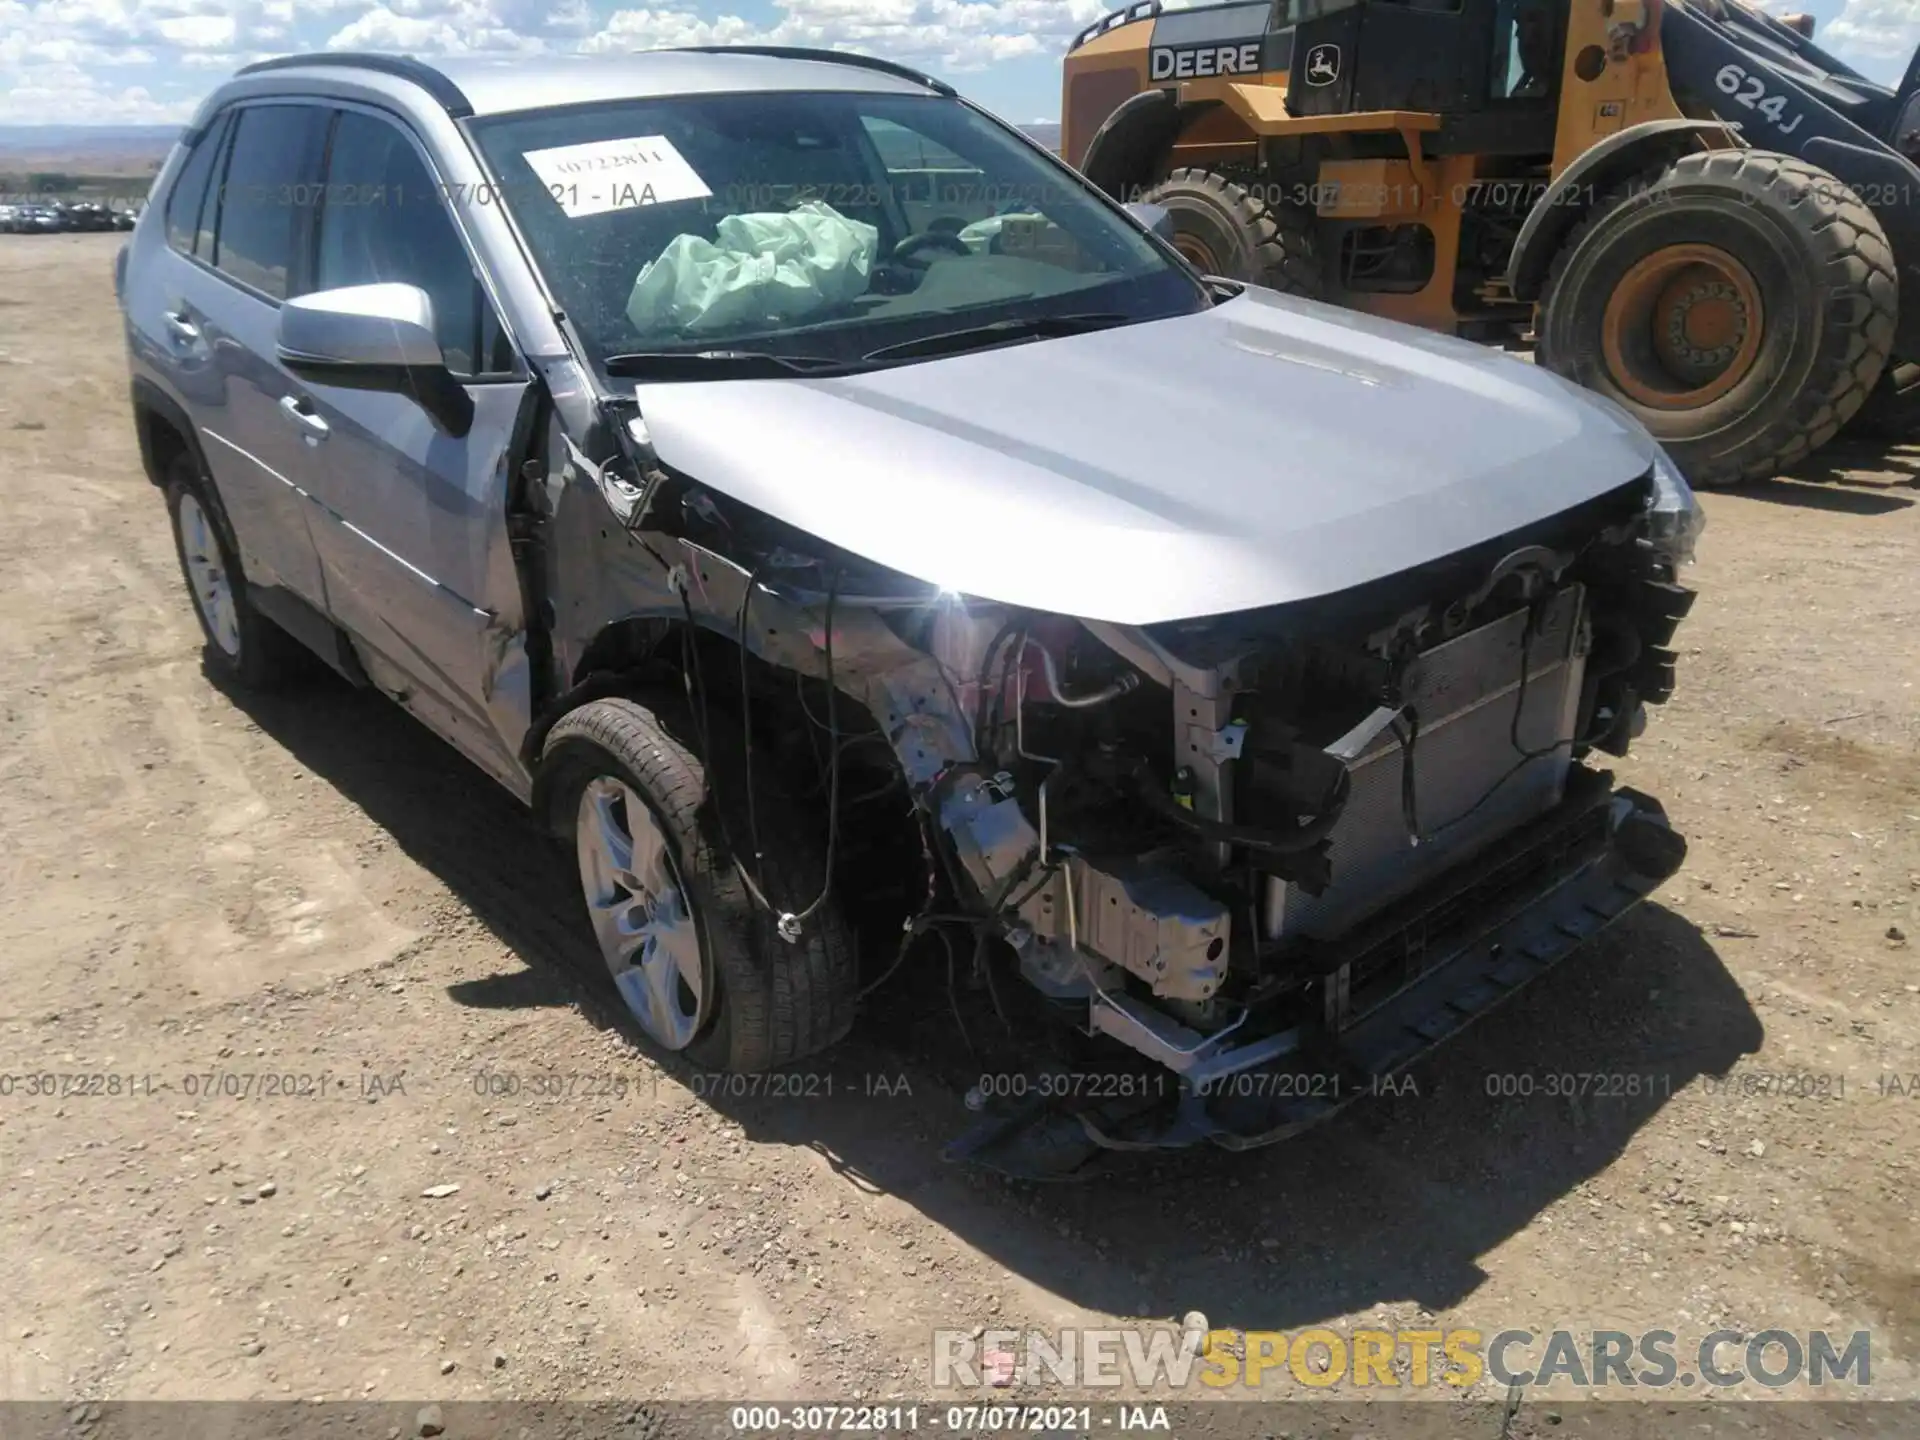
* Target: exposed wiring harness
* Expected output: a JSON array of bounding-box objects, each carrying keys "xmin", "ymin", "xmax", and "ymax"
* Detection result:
[
  {"xmin": 1127, "ymin": 755, "xmax": 1350, "ymax": 854},
  {"xmin": 1414, "ymin": 590, "xmax": 1579, "ymax": 845},
  {"xmin": 854, "ymin": 780, "xmax": 1038, "ymax": 1060},
  {"xmin": 674, "ymin": 561, "xmax": 843, "ymax": 944},
  {"xmin": 1390, "ymin": 708, "xmax": 1422, "ymax": 845}
]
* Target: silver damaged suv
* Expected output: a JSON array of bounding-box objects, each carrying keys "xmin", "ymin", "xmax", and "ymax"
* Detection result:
[{"xmin": 119, "ymin": 46, "xmax": 1702, "ymax": 1176}]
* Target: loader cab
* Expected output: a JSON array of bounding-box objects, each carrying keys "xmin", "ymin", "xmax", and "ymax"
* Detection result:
[{"xmin": 1282, "ymin": 0, "xmax": 1566, "ymax": 147}]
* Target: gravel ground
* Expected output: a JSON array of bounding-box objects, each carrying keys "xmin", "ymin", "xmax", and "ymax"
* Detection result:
[{"xmin": 0, "ymin": 233, "xmax": 1915, "ymax": 1420}]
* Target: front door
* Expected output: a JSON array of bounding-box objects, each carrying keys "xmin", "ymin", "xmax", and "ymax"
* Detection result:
[{"xmin": 281, "ymin": 105, "xmax": 535, "ymax": 789}]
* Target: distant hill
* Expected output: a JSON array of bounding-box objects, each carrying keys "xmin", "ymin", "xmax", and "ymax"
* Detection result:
[
  {"xmin": 0, "ymin": 124, "xmax": 179, "ymax": 166},
  {"xmin": 1020, "ymin": 122, "xmax": 1062, "ymax": 153}
]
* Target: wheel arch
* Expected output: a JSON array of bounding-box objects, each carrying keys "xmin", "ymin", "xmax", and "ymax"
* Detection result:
[
  {"xmin": 1507, "ymin": 120, "xmax": 1742, "ymax": 301},
  {"xmin": 129, "ymin": 377, "xmax": 207, "ymax": 491},
  {"xmin": 136, "ymin": 382, "xmax": 250, "ymax": 586},
  {"xmin": 526, "ymin": 615, "xmax": 686, "ymax": 834},
  {"xmin": 525, "ymin": 611, "xmax": 898, "ymax": 839},
  {"xmin": 1080, "ymin": 88, "xmax": 1206, "ymax": 200}
]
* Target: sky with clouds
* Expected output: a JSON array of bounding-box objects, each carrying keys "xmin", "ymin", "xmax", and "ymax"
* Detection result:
[{"xmin": 0, "ymin": 0, "xmax": 1917, "ymax": 127}]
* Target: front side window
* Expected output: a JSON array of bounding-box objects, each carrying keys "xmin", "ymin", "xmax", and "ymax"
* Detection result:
[
  {"xmin": 316, "ymin": 110, "xmax": 513, "ymax": 375},
  {"xmin": 470, "ymin": 90, "xmax": 1203, "ymax": 371},
  {"xmin": 211, "ymin": 103, "xmax": 330, "ymax": 300}
]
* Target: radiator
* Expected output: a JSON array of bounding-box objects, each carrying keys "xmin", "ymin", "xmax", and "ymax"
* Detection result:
[{"xmin": 1265, "ymin": 585, "xmax": 1589, "ymax": 942}]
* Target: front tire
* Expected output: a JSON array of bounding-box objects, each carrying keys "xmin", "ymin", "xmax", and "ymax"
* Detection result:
[
  {"xmin": 1537, "ymin": 150, "xmax": 1896, "ymax": 488},
  {"xmin": 1139, "ymin": 167, "xmax": 1323, "ymax": 296},
  {"xmin": 542, "ymin": 696, "xmax": 858, "ymax": 1073}
]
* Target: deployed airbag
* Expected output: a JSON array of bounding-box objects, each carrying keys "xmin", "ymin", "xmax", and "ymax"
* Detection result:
[{"xmin": 626, "ymin": 200, "xmax": 879, "ymax": 335}]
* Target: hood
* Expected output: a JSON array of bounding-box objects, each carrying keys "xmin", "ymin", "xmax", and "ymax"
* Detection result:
[{"xmin": 635, "ymin": 286, "xmax": 1658, "ymax": 625}]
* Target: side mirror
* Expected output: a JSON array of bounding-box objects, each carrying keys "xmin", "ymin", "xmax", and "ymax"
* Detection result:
[
  {"xmin": 276, "ymin": 283, "xmax": 472, "ymax": 437},
  {"xmin": 1123, "ymin": 201, "xmax": 1177, "ymax": 243}
]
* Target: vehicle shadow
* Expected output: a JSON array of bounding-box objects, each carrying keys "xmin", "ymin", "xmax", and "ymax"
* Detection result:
[
  {"xmin": 769, "ymin": 901, "xmax": 1763, "ymax": 1331},
  {"xmin": 217, "ymin": 661, "xmax": 1763, "ymax": 1332}
]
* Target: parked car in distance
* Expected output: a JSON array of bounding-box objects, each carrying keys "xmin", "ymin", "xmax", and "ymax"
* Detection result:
[
  {"xmin": 118, "ymin": 47, "xmax": 1701, "ymax": 1178},
  {"xmin": 0, "ymin": 203, "xmax": 22, "ymax": 232},
  {"xmin": 61, "ymin": 200, "xmax": 121, "ymax": 232},
  {"xmin": 16, "ymin": 204, "xmax": 66, "ymax": 233}
]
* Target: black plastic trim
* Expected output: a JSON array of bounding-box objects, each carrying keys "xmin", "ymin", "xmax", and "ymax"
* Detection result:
[
  {"xmin": 128, "ymin": 377, "xmax": 206, "ymax": 489},
  {"xmin": 235, "ymin": 52, "xmax": 475, "ymax": 119},
  {"xmin": 1506, "ymin": 119, "xmax": 1734, "ymax": 301},
  {"xmin": 279, "ymin": 354, "xmax": 476, "ymax": 437},
  {"xmin": 248, "ymin": 582, "xmax": 371, "ymax": 686},
  {"xmin": 1078, "ymin": 87, "xmax": 1184, "ymax": 200}
]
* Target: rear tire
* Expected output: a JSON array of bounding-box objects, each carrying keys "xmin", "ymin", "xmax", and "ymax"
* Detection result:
[
  {"xmin": 1139, "ymin": 167, "xmax": 1323, "ymax": 297},
  {"xmin": 163, "ymin": 451, "xmax": 303, "ymax": 689},
  {"xmin": 543, "ymin": 696, "xmax": 858, "ymax": 1073},
  {"xmin": 1537, "ymin": 150, "xmax": 1896, "ymax": 488}
]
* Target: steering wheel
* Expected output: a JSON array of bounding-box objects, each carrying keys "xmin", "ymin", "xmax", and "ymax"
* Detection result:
[{"xmin": 890, "ymin": 230, "xmax": 973, "ymax": 266}]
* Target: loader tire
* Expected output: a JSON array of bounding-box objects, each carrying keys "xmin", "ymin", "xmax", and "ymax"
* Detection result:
[
  {"xmin": 1841, "ymin": 358, "xmax": 1920, "ymax": 442},
  {"xmin": 1537, "ymin": 150, "xmax": 1896, "ymax": 488},
  {"xmin": 1139, "ymin": 168, "xmax": 1323, "ymax": 297}
]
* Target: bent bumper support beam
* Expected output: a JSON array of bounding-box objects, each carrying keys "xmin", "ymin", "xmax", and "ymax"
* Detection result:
[{"xmin": 945, "ymin": 777, "xmax": 1685, "ymax": 1179}]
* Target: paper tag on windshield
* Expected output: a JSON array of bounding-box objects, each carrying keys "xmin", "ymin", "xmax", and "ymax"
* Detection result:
[{"xmin": 522, "ymin": 135, "xmax": 712, "ymax": 218}]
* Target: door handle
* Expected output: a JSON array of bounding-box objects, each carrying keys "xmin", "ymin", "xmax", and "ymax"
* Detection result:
[
  {"xmin": 278, "ymin": 394, "xmax": 330, "ymax": 441},
  {"xmin": 162, "ymin": 309, "xmax": 200, "ymax": 344}
]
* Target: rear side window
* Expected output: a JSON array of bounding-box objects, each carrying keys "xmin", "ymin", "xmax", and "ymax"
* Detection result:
[
  {"xmin": 164, "ymin": 114, "xmax": 230, "ymax": 259},
  {"xmin": 212, "ymin": 104, "xmax": 329, "ymax": 301},
  {"xmin": 316, "ymin": 109, "xmax": 514, "ymax": 376}
]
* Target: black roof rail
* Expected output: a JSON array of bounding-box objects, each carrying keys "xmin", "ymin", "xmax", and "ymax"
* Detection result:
[
  {"xmin": 669, "ymin": 45, "xmax": 955, "ymax": 97},
  {"xmin": 234, "ymin": 52, "xmax": 475, "ymax": 118}
]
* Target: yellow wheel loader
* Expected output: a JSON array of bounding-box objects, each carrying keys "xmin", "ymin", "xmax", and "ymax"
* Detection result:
[{"xmin": 1061, "ymin": 0, "xmax": 1920, "ymax": 485}]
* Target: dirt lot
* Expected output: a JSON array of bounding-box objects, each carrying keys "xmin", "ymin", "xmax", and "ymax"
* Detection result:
[{"xmin": 1, "ymin": 232, "xmax": 1917, "ymax": 1419}]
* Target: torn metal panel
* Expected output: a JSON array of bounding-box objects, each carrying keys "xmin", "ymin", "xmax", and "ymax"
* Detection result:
[
  {"xmin": 547, "ymin": 443, "xmax": 985, "ymax": 800},
  {"xmin": 940, "ymin": 771, "xmax": 1038, "ymax": 896},
  {"xmin": 1018, "ymin": 855, "xmax": 1229, "ymax": 1002},
  {"xmin": 563, "ymin": 433, "xmax": 651, "ymax": 529}
]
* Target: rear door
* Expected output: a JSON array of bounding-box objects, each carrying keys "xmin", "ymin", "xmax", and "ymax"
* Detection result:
[
  {"xmin": 128, "ymin": 103, "xmax": 332, "ymax": 601},
  {"xmin": 281, "ymin": 104, "xmax": 534, "ymax": 787}
]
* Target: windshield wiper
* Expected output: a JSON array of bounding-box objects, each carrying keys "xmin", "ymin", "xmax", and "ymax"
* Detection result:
[
  {"xmin": 603, "ymin": 313, "xmax": 1136, "ymax": 376},
  {"xmin": 860, "ymin": 312, "xmax": 1132, "ymax": 363},
  {"xmin": 602, "ymin": 349, "xmax": 854, "ymax": 378}
]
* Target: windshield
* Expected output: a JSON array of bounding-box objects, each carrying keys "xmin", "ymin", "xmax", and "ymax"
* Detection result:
[{"xmin": 469, "ymin": 90, "xmax": 1205, "ymax": 371}]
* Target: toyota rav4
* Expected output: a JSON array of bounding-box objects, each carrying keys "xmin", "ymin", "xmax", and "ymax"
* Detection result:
[{"xmin": 118, "ymin": 46, "xmax": 1700, "ymax": 1176}]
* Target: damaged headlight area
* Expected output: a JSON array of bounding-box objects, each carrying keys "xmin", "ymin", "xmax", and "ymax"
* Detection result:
[{"xmin": 1644, "ymin": 450, "xmax": 1705, "ymax": 567}]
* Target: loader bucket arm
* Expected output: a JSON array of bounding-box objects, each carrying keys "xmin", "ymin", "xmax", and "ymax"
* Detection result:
[{"xmin": 1663, "ymin": 0, "xmax": 1920, "ymax": 354}]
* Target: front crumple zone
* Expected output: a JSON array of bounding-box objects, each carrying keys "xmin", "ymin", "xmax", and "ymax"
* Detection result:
[{"xmin": 555, "ymin": 426, "xmax": 1692, "ymax": 1178}]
